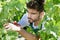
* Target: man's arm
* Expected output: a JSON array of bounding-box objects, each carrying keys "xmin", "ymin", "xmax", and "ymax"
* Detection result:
[
  {"xmin": 18, "ymin": 28, "xmax": 38, "ymax": 40},
  {"xmin": 13, "ymin": 21, "xmax": 39, "ymax": 40}
]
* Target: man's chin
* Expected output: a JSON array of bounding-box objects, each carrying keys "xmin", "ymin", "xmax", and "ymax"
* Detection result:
[{"xmin": 28, "ymin": 20, "xmax": 33, "ymax": 23}]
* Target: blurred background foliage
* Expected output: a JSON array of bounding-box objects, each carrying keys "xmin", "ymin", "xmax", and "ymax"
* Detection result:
[{"xmin": 0, "ymin": 0, "xmax": 60, "ymax": 40}]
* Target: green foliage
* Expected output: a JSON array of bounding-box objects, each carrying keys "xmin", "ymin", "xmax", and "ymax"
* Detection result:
[
  {"xmin": 0, "ymin": 0, "xmax": 26, "ymax": 40},
  {"xmin": 0, "ymin": 0, "xmax": 60, "ymax": 40}
]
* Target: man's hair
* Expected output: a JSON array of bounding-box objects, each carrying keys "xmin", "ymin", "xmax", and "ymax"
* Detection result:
[{"xmin": 26, "ymin": 0, "xmax": 44, "ymax": 12}]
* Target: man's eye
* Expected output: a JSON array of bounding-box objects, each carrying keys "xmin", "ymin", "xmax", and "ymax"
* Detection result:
[{"xmin": 32, "ymin": 13, "xmax": 36, "ymax": 14}]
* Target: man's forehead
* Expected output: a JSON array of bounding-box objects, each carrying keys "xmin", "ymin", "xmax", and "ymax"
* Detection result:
[{"xmin": 27, "ymin": 8, "xmax": 39, "ymax": 13}]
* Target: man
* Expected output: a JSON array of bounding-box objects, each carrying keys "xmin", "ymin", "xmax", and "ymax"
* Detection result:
[{"xmin": 4, "ymin": 0, "xmax": 45, "ymax": 40}]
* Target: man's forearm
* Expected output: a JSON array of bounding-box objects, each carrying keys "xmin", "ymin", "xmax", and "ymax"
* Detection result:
[{"xmin": 18, "ymin": 28, "xmax": 38, "ymax": 40}]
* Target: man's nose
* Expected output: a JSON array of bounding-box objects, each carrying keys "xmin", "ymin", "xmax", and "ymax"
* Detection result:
[{"xmin": 28, "ymin": 14, "xmax": 31, "ymax": 18}]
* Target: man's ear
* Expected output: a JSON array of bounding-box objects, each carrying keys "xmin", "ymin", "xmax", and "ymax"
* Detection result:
[{"xmin": 40, "ymin": 11, "xmax": 44, "ymax": 19}]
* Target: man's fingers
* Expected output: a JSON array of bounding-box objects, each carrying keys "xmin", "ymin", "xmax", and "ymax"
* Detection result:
[
  {"xmin": 3, "ymin": 23, "xmax": 11, "ymax": 30},
  {"xmin": 6, "ymin": 27, "xmax": 11, "ymax": 30},
  {"xmin": 3, "ymin": 23, "xmax": 9, "ymax": 27},
  {"xmin": 5, "ymin": 26, "xmax": 9, "ymax": 29},
  {"xmin": 5, "ymin": 24, "xmax": 11, "ymax": 30}
]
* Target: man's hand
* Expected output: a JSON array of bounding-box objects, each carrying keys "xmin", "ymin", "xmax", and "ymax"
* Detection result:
[{"xmin": 4, "ymin": 23, "xmax": 21, "ymax": 31}]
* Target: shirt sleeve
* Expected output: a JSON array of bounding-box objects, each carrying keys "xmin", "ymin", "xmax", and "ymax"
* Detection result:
[{"xmin": 18, "ymin": 13, "xmax": 30, "ymax": 28}]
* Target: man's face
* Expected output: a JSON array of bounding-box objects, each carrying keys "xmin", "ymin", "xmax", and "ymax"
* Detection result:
[{"xmin": 27, "ymin": 8, "xmax": 40, "ymax": 23}]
